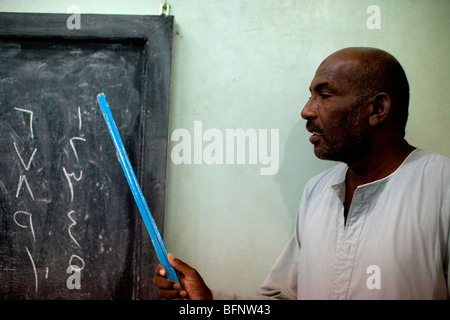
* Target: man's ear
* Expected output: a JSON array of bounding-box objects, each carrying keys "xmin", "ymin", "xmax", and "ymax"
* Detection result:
[{"xmin": 369, "ymin": 92, "xmax": 391, "ymax": 127}]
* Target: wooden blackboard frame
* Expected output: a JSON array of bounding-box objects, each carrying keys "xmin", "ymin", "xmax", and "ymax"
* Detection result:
[{"xmin": 0, "ymin": 12, "xmax": 174, "ymax": 299}]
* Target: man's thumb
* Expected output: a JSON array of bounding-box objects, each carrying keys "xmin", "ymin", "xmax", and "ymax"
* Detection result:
[{"xmin": 168, "ymin": 253, "xmax": 192, "ymax": 275}]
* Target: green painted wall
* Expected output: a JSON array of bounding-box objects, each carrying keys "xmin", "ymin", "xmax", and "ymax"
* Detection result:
[{"xmin": 2, "ymin": 0, "xmax": 448, "ymax": 297}]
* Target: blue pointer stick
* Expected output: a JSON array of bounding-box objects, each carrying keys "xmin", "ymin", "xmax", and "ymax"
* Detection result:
[{"xmin": 97, "ymin": 93, "xmax": 182, "ymax": 289}]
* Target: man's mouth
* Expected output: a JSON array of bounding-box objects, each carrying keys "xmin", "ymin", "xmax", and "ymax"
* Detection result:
[
  {"xmin": 309, "ymin": 131, "xmax": 323, "ymax": 144},
  {"xmin": 306, "ymin": 121, "xmax": 324, "ymax": 143}
]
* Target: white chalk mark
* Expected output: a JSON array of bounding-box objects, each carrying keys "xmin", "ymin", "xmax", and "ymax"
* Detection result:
[
  {"xmin": 13, "ymin": 211, "xmax": 36, "ymax": 242},
  {"xmin": 69, "ymin": 137, "xmax": 86, "ymax": 162},
  {"xmin": 16, "ymin": 175, "xmax": 35, "ymax": 200},
  {"xmin": 45, "ymin": 267, "xmax": 49, "ymax": 279},
  {"xmin": 68, "ymin": 254, "xmax": 85, "ymax": 271},
  {"xmin": 67, "ymin": 210, "xmax": 80, "ymax": 248},
  {"xmin": 62, "ymin": 167, "xmax": 82, "ymax": 201},
  {"xmin": 13, "ymin": 142, "xmax": 37, "ymax": 171},
  {"xmin": 25, "ymin": 246, "xmax": 38, "ymax": 293},
  {"xmin": 14, "ymin": 107, "xmax": 34, "ymax": 139},
  {"xmin": 78, "ymin": 106, "xmax": 82, "ymax": 131}
]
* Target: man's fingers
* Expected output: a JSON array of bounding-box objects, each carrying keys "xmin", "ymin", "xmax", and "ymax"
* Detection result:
[
  {"xmin": 155, "ymin": 263, "xmax": 167, "ymax": 277},
  {"xmin": 168, "ymin": 253, "xmax": 195, "ymax": 276},
  {"xmin": 158, "ymin": 289, "xmax": 187, "ymax": 300},
  {"xmin": 153, "ymin": 274, "xmax": 179, "ymax": 290},
  {"xmin": 154, "ymin": 254, "xmax": 212, "ymax": 300}
]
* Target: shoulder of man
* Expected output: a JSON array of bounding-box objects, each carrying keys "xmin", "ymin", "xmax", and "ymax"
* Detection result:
[{"xmin": 406, "ymin": 149, "xmax": 450, "ymax": 176}]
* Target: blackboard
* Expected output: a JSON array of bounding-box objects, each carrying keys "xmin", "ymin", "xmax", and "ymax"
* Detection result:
[{"xmin": 0, "ymin": 13, "xmax": 173, "ymax": 299}]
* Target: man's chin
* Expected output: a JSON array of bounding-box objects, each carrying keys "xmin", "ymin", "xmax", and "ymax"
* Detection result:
[
  {"xmin": 313, "ymin": 147, "xmax": 332, "ymax": 161},
  {"xmin": 313, "ymin": 145, "xmax": 345, "ymax": 162}
]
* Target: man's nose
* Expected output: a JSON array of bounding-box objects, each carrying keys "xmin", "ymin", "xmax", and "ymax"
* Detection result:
[{"xmin": 300, "ymin": 98, "xmax": 317, "ymax": 120}]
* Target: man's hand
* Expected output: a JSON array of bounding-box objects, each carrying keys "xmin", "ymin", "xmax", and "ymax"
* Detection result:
[{"xmin": 153, "ymin": 253, "xmax": 213, "ymax": 300}]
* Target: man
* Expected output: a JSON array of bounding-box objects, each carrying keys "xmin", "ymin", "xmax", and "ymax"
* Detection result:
[{"xmin": 153, "ymin": 47, "xmax": 450, "ymax": 299}]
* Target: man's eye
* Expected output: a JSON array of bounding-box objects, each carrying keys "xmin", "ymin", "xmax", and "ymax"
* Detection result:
[{"xmin": 320, "ymin": 93, "xmax": 332, "ymax": 99}]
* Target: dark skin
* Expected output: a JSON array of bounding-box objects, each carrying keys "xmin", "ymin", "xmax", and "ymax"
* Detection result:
[
  {"xmin": 153, "ymin": 253, "xmax": 212, "ymax": 300},
  {"xmin": 153, "ymin": 47, "xmax": 416, "ymax": 299}
]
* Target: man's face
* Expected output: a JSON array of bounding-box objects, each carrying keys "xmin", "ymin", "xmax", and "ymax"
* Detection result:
[{"xmin": 301, "ymin": 56, "xmax": 371, "ymax": 163}]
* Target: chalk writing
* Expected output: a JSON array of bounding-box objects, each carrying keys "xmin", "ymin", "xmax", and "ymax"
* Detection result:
[
  {"xmin": 15, "ymin": 175, "xmax": 35, "ymax": 200},
  {"xmin": 14, "ymin": 107, "xmax": 34, "ymax": 139},
  {"xmin": 63, "ymin": 106, "xmax": 86, "ymax": 289},
  {"xmin": 78, "ymin": 106, "xmax": 82, "ymax": 131},
  {"xmin": 69, "ymin": 136, "xmax": 86, "ymax": 162},
  {"xmin": 6, "ymin": 103, "xmax": 92, "ymax": 294},
  {"xmin": 13, "ymin": 142, "xmax": 37, "ymax": 171},
  {"xmin": 13, "ymin": 211, "xmax": 36, "ymax": 242},
  {"xmin": 68, "ymin": 254, "xmax": 85, "ymax": 271},
  {"xmin": 67, "ymin": 210, "xmax": 81, "ymax": 248},
  {"xmin": 25, "ymin": 246, "xmax": 38, "ymax": 293},
  {"xmin": 62, "ymin": 167, "xmax": 83, "ymax": 202}
]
